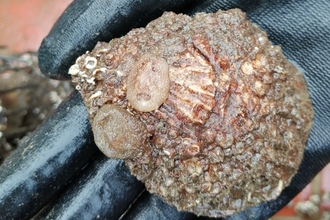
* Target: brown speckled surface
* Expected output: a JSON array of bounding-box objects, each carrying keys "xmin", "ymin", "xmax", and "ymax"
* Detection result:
[{"xmin": 70, "ymin": 9, "xmax": 314, "ymax": 217}]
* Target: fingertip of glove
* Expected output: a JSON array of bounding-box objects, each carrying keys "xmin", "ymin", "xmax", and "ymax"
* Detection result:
[{"xmin": 38, "ymin": 36, "xmax": 72, "ymax": 80}]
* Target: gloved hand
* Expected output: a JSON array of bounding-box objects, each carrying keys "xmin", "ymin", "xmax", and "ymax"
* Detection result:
[{"xmin": 0, "ymin": 0, "xmax": 329, "ymax": 219}]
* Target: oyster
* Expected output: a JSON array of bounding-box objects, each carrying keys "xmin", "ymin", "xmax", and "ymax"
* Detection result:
[{"xmin": 70, "ymin": 9, "xmax": 314, "ymax": 217}]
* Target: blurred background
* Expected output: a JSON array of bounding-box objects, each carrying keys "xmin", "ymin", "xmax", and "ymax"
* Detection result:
[
  {"xmin": 0, "ymin": 1, "xmax": 328, "ymax": 219},
  {"xmin": 0, "ymin": 0, "xmax": 74, "ymax": 163}
]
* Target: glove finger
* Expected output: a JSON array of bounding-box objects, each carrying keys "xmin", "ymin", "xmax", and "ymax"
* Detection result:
[
  {"xmin": 0, "ymin": 91, "xmax": 98, "ymax": 219},
  {"xmin": 34, "ymin": 155, "xmax": 144, "ymax": 220},
  {"xmin": 38, "ymin": 0, "xmax": 201, "ymax": 80},
  {"xmin": 122, "ymin": 192, "xmax": 197, "ymax": 220}
]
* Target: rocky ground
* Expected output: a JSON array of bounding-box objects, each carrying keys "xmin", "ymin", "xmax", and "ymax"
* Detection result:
[{"xmin": 0, "ymin": 52, "xmax": 73, "ymax": 164}]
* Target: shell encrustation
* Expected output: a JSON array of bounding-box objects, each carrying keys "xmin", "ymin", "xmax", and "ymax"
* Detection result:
[{"xmin": 70, "ymin": 9, "xmax": 314, "ymax": 217}]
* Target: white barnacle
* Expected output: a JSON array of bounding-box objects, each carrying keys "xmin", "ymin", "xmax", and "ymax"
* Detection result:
[
  {"xmin": 274, "ymin": 65, "xmax": 283, "ymax": 73},
  {"xmin": 75, "ymin": 56, "xmax": 82, "ymax": 63},
  {"xmin": 86, "ymin": 77, "xmax": 95, "ymax": 85},
  {"xmin": 96, "ymin": 48, "xmax": 109, "ymax": 57},
  {"xmin": 163, "ymin": 149, "xmax": 171, "ymax": 156},
  {"xmin": 78, "ymin": 71, "xmax": 85, "ymax": 76},
  {"xmin": 277, "ymin": 180, "xmax": 283, "ymax": 192},
  {"xmin": 85, "ymin": 56, "xmax": 98, "ymax": 70},
  {"xmin": 92, "ymin": 67, "xmax": 107, "ymax": 76},
  {"xmin": 75, "ymin": 85, "xmax": 81, "ymax": 90},
  {"xmin": 89, "ymin": 91, "xmax": 102, "ymax": 100},
  {"xmin": 98, "ymin": 48, "xmax": 109, "ymax": 53},
  {"xmin": 68, "ymin": 64, "xmax": 80, "ymax": 75},
  {"xmin": 115, "ymin": 69, "xmax": 124, "ymax": 76},
  {"xmin": 241, "ymin": 62, "xmax": 253, "ymax": 75}
]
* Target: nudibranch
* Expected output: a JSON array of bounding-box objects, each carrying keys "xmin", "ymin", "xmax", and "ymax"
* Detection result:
[
  {"xmin": 126, "ymin": 53, "xmax": 170, "ymax": 112},
  {"xmin": 70, "ymin": 9, "xmax": 314, "ymax": 217}
]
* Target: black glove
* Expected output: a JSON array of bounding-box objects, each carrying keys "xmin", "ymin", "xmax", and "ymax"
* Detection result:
[{"xmin": 1, "ymin": 0, "xmax": 329, "ymax": 219}]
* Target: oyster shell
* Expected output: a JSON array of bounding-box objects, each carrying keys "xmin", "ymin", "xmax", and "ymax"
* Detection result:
[{"xmin": 70, "ymin": 9, "xmax": 314, "ymax": 217}]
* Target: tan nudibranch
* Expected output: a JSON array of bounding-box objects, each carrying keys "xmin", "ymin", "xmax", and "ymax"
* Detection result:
[
  {"xmin": 70, "ymin": 9, "xmax": 314, "ymax": 218},
  {"xmin": 127, "ymin": 53, "xmax": 170, "ymax": 112}
]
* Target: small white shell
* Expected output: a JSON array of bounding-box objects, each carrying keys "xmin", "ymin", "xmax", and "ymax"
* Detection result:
[
  {"xmin": 85, "ymin": 56, "xmax": 97, "ymax": 70},
  {"xmin": 68, "ymin": 64, "xmax": 80, "ymax": 75},
  {"xmin": 88, "ymin": 91, "xmax": 102, "ymax": 100}
]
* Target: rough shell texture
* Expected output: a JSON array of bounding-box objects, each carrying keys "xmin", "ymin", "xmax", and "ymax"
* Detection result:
[{"xmin": 70, "ymin": 9, "xmax": 314, "ymax": 217}]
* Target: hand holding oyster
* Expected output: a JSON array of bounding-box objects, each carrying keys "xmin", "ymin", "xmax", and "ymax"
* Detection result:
[{"xmin": 70, "ymin": 9, "xmax": 313, "ymax": 217}]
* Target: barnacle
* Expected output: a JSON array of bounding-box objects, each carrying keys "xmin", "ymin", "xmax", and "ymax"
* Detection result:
[{"xmin": 70, "ymin": 9, "xmax": 314, "ymax": 217}]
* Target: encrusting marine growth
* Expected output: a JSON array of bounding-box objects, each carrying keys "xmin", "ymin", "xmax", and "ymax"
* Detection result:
[{"xmin": 70, "ymin": 9, "xmax": 314, "ymax": 217}]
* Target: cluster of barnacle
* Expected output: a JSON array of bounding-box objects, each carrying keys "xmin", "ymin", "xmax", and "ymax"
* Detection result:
[
  {"xmin": 69, "ymin": 56, "xmax": 99, "ymax": 88},
  {"xmin": 70, "ymin": 9, "xmax": 314, "ymax": 217}
]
